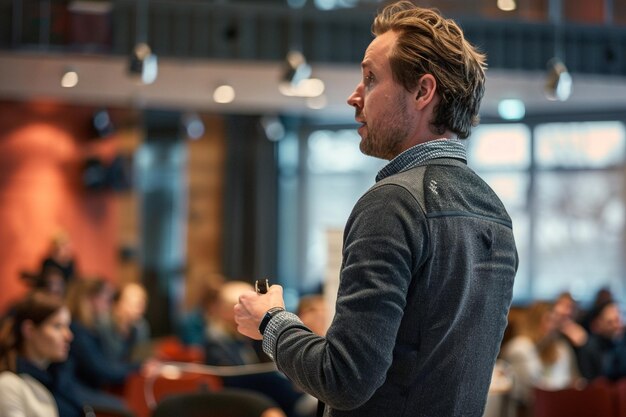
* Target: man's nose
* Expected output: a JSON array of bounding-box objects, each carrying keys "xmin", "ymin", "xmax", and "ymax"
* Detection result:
[{"xmin": 347, "ymin": 84, "xmax": 363, "ymax": 109}]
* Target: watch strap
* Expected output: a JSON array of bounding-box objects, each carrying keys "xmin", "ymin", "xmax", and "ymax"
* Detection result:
[{"xmin": 259, "ymin": 306, "xmax": 285, "ymax": 335}]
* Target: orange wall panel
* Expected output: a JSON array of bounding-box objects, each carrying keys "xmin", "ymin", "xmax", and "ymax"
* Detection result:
[{"xmin": 0, "ymin": 101, "xmax": 121, "ymax": 313}]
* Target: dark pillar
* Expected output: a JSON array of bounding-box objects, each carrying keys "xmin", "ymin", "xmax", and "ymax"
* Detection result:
[{"xmin": 136, "ymin": 109, "xmax": 187, "ymax": 337}]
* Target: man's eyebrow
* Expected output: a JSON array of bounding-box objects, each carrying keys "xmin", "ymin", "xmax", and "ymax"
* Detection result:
[{"xmin": 361, "ymin": 60, "xmax": 375, "ymax": 72}]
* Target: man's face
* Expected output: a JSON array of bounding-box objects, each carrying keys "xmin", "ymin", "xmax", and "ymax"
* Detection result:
[
  {"xmin": 347, "ymin": 30, "xmax": 417, "ymax": 160},
  {"xmin": 593, "ymin": 303, "xmax": 623, "ymax": 340}
]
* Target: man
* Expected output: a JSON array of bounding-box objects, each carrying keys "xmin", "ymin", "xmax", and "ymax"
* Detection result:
[
  {"xmin": 576, "ymin": 300, "xmax": 625, "ymax": 381},
  {"xmin": 235, "ymin": 2, "xmax": 518, "ymax": 416}
]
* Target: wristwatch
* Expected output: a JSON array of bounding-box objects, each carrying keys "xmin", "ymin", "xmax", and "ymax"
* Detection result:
[{"xmin": 259, "ymin": 306, "xmax": 285, "ymax": 335}]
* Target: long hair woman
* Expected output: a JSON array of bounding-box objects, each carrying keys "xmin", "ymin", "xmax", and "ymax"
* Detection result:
[
  {"xmin": 501, "ymin": 301, "xmax": 580, "ymax": 416},
  {"xmin": 0, "ymin": 291, "xmax": 83, "ymax": 417}
]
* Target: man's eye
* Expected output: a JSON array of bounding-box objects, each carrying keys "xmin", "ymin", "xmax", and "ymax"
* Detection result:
[{"xmin": 365, "ymin": 74, "xmax": 375, "ymax": 86}]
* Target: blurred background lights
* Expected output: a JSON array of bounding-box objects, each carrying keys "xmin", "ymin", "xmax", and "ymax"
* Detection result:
[
  {"xmin": 545, "ymin": 58, "xmax": 573, "ymax": 102},
  {"xmin": 306, "ymin": 95, "xmax": 327, "ymax": 110},
  {"xmin": 261, "ymin": 116, "xmax": 286, "ymax": 141},
  {"xmin": 213, "ymin": 84, "xmax": 235, "ymax": 104},
  {"xmin": 61, "ymin": 69, "xmax": 79, "ymax": 88},
  {"xmin": 498, "ymin": 99, "xmax": 526, "ymax": 120},
  {"xmin": 497, "ymin": 0, "xmax": 517, "ymax": 11},
  {"xmin": 182, "ymin": 113, "xmax": 205, "ymax": 140},
  {"xmin": 279, "ymin": 78, "xmax": 325, "ymax": 98}
]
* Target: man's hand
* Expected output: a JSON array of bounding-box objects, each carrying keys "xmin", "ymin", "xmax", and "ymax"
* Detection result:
[{"xmin": 234, "ymin": 284, "xmax": 285, "ymax": 340}]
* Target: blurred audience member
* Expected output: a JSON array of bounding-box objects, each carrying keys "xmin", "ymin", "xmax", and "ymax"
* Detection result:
[
  {"xmin": 0, "ymin": 291, "xmax": 79, "ymax": 417},
  {"xmin": 177, "ymin": 272, "xmax": 225, "ymax": 347},
  {"xmin": 204, "ymin": 281, "xmax": 316, "ymax": 417},
  {"xmin": 41, "ymin": 232, "xmax": 78, "ymax": 283},
  {"xmin": 580, "ymin": 287, "xmax": 615, "ymax": 331},
  {"xmin": 296, "ymin": 294, "xmax": 329, "ymax": 337},
  {"xmin": 576, "ymin": 299, "xmax": 625, "ymax": 381},
  {"xmin": 65, "ymin": 278, "xmax": 142, "ymax": 391},
  {"xmin": 98, "ymin": 282, "xmax": 151, "ymax": 363},
  {"xmin": 501, "ymin": 301, "xmax": 580, "ymax": 417},
  {"xmin": 553, "ymin": 292, "xmax": 588, "ymax": 349},
  {"xmin": 205, "ymin": 281, "xmax": 263, "ymax": 365},
  {"xmin": 20, "ymin": 265, "xmax": 66, "ymax": 299}
]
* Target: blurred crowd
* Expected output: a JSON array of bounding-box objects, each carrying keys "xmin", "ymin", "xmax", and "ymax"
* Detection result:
[
  {"xmin": 0, "ymin": 233, "xmax": 328, "ymax": 417},
  {"xmin": 8, "ymin": 232, "xmax": 626, "ymax": 417},
  {"xmin": 498, "ymin": 287, "xmax": 626, "ymax": 417}
]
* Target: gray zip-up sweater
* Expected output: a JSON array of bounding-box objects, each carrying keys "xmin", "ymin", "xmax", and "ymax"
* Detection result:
[{"xmin": 263, "ymin": 140, "xmax": 518, "ymax": 417}]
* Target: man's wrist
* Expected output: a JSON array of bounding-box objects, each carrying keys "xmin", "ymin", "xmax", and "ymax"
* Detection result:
[{"xmin": 259, "ymin": 306, "xmax": 286, "ymax": 335}]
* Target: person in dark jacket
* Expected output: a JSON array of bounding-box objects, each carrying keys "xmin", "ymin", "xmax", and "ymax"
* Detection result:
[
  {"xmin": 65, "ymin": 278, "xmax": 141, "ymax": 390},
  {"xmin": 576, "ymin": 299, "xmax": 625, "ymax": 381},
  {"xmin": 205, "ymin": 281, "xmax": 315, "ymax": 417},
  {"xmin": 0, "ymin": 291, "xmax": 128, "ymax": 417},
  {"xmin": 234, "ymin": 2, "xmax": 518, "ymax": 416}
]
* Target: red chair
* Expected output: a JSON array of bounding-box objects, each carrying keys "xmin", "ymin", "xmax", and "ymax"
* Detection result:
[
  {"xmin": 124, "ymin": 370, "xmax": 223, "ymax": 417},
  {"xmin": 615, "ymin": 378, "xmax": 626, "ymax": 417},
  {"xmin": 153, "ymin": 336, "xmax": 205, "ymax": 363},
  {"xmin": 533, "ymin": 379, "xmax": 617, "ymax": 417}
]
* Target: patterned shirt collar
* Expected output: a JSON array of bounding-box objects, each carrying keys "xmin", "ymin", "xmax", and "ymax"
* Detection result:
[{"xmin": 375, "ymin": 138, "xmax": 467, "ymax": 182}]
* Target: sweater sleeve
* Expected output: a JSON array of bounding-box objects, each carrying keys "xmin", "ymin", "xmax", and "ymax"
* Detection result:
[
  {"xmin": 0, "ymin": 373, "xmax": 28, "ymax": 417},
  {"xmin": 263, "ymin": 184, "xmax": 427, "ymax": 410},
  {"xmin": 0, "ymin": 372, "xmax": 59, "ymax": 417}
]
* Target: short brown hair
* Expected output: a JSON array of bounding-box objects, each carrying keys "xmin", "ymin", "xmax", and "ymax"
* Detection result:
[{"xmin": 372, "ymin": 1, "xmax": 486, "ymax": 139}]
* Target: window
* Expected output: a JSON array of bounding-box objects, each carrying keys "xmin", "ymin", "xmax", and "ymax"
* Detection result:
[
  {"xmin": 289, "ymin": 120, "xmax": 626, "ymax": 305},
  {"xmin": 301, "ymin": 129, "xmax": 385, "ymax": 291}
]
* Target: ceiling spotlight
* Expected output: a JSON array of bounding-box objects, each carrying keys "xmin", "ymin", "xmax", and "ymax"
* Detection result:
[
  {"xmin": 497, "ymin": 0, "xmax": 516, "ymax": 12},
  {"xmin": 129, "ymin": 42, "xmax": 158, "ymax": 85},
  {"xmin": 61, "ymin": 68, "xmax": 79, "ymax": 88},
  {"xmin": 279, "ymin": 77, "xmax": 325, "ymax": 98},
  {"xmin": 544, "ymin": 58, "xmax": 572, "ymax": 102},
  {"xmin": 213, "ymin": 84, "xmax": 235, "ymax": 104}
]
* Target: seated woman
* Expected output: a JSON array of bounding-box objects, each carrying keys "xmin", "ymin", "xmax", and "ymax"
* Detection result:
[
  {"xmin": 501, "ymin": 301, "xmax": 580, "ymax": 417},
  {"xmin": 65, "ymin": 278, "xmax": 145, "ymax": 390},
  {"xmin": 1, "ymin": 289, "xmax": 134, "ymax": 417},
  {"xmin": 0, "ymin": 291, "xmax": 83, "ymax": 417}
]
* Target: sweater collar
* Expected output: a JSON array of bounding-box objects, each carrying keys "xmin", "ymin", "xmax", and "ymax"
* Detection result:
[{"xmin": 376, "ymin": 138, "xmax": 467, "ymax": 182}]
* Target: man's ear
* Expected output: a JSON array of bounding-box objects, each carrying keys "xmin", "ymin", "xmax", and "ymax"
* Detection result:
[{"xmin": 414, "ymin": 74, "xmax": 437, "ymax": 110}]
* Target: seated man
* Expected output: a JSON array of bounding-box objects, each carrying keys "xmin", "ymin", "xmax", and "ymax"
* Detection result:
[
  {"xmin": 576, "ymin": 299, "xmax": 625, "ymax": 381},
  {"xmin": 98, "ymin": 282, "xmax": 151, "ymax": 363},
  {"xmin": 204, "ymin": 281, "xmax": 315, "ymax": 417}
]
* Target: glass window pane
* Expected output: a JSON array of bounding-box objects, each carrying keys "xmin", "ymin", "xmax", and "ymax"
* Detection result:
[
  {"xmin": 534, "ymin": 170, "xmax": 626, "ymax": 302},
  {"xmin": 307, "ymin": 129, "xmax": 385, "ymax": 174},
  {"xmin": 303, "ymin": 128, "xmax": 385, "ymax": 290},
  {"xmin": 467, "ymin": 124, "xmax": 531, "ymax": 170},
  {"xmin": 535, "ymin": 121, "xmax": 626, "ymax": 168}
]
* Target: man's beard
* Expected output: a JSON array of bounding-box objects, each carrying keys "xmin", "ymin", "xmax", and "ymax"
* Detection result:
[{"xmin": 358, "ymin": 99, "xmax": 411, "ymax": 160}]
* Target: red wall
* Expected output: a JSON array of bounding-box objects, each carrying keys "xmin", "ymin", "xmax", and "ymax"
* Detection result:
[{"xmin": 0, "ymin": 100, "xmax": 121, "ymax": 313}]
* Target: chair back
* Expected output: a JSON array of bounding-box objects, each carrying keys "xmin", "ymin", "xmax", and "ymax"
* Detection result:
[
  {"xmin": 533, "ymin": 379, "xmax": 617, "ymax": 417},
  {"xmin": 151, "ymin": 389, "xmax": 279, "ymax": 417},
  {"xmin": 615, "ymin": 378, "xmax": 626, "ymax": 417},
  {"xmin": 124, "ymin": 371, "xmax": 223, "ymax": 417},
  {"xmin": 154, "ymin": 336, "xmax": 205, "ymax": 363}
]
